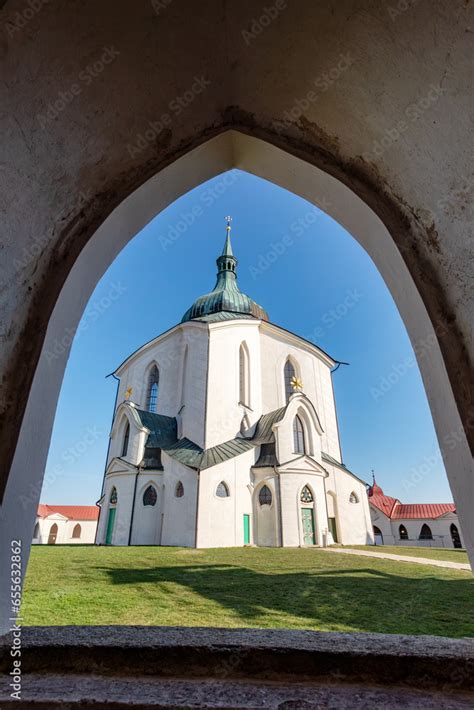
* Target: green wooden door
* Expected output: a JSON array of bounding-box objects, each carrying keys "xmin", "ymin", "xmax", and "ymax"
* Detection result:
[
  {"xmin": 301, "ymin": 508, "xmax": 315, "ymax": 545},
  {"xmin": 328, "ymin": 517, "xmax": 338, "ymax": 543},
  {"xmin": 243, "ymin": 514, "xmax": 250, "ymax": 545},
  {"xmin": 105, "ymin": 508, "xmax": 116, "ymax": 545}
]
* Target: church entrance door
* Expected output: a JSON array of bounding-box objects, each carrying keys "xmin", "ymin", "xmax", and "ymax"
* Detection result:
[
  {"xmin": 301, "ymin": 508, "xmax": 315, "ymax": 545},
  {"xmin": 243, "ymin": 514, "xmax": 250, "ymax": 545},
  {"xmin": 47, "ymin": 523, "xmax": 58, "ymax": 545},
  {"xmin": 105, "ymin": 508, "xmax": 116, "ymax": 545}
]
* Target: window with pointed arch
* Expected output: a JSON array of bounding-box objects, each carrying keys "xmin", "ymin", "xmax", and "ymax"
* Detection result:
[
  {"xmin": 300, "ymin": 485, "xmax": 313, "ymax": 503},
  {"xmin": 239, "ymin": 343, "xmax": 250, "ymax": 406},
  {"xmin": 399, "ymin": 524, "xmax": 408, "ymax": 540},
  {"xmin": 175, "ymin": 481, "xmax": 184, "ymax": 498},
  {"xmin": 146, "ymin": 365, "xmax": 160, "ymax": 412},
  {"xmin": 293, "ymin": 415, "xmax": 305, "ymax": 454},
  {"xmin": 109, "ymin": 487, "xmax": 118, "ymax": 505},
  {"xmin": 72, "ymin": 523, "xmax": 81, "ymax": 539},
  {"xmin": 258, "ymin": 485, "xmax": 272, "ymax": 506},
  {"xmin": 143, "ymin": 485, "xmax": 157, "ymax": 507},
  {"xmin": 121, "ymin": 421, "xmax": 130, "ymax": 457},
  {"xmin": 419, "ymin": 523, "xmax": 433, "ymax": 540},
  {"xmin": 284, "ymin": 359, "xmax": 296, "ymax": 402},
  {"xmin": 349, "ymin": 491, "xmax": 359, "ymax": 504},
  {"xmin": 216, "ymin": 481, "xmax": 230, "ymax": 498}
]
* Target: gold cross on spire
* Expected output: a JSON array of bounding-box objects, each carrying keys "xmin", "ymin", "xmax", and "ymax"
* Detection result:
[{"xmin": 225, "ymin": 215, "xmax": 232, "ymax": 232}]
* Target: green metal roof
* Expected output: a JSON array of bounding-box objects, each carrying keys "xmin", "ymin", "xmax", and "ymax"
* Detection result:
[
  {"xmin": 138, "ymin": 404, "xmax": 289, "ymax": 471},
  {"xmin": 181, "ymin": 229, "xmax": 268, "ymax": 323}
]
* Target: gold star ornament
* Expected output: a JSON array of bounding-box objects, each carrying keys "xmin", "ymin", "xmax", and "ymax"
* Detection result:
[
  {"xmin": 291, "ymin": 376, "xmax": 303, "ymax": 392},
  {"xmin": 124, "ymin": 386, "xmax": 133, "ymax": 400}
]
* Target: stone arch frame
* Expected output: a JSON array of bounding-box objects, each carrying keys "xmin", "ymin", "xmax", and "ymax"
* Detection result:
[
  {"xmin": 1, "ymin": 128, "xmax": 472, "ymax": 632},
  {"xmin": 139, "ymin": 480, "xmax": 159, "ymax": 508}
]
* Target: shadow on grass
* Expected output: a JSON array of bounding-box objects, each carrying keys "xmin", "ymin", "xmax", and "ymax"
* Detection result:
[{"xmin": 100, "ymin": 563, "xmax": 474, "ymax": 636}]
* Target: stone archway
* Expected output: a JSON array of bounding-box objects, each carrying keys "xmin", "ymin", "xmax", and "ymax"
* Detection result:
[{"xmin": 0, "ymin": 129, "xmax": 472, "ymax": 632}]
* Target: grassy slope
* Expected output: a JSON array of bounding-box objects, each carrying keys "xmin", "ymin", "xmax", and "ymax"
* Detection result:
[
  {"xmin": 21, "ymin": 546, "xmax": 473, "ymax": 637},
  {"xmin": 345, "ymin": 545, "xmax": 469, "ymax": 563}
]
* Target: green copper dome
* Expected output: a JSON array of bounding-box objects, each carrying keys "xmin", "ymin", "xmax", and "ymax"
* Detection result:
[{"xmin": 181, "ymin": 226, "xmax": 269, "ymax": 323}]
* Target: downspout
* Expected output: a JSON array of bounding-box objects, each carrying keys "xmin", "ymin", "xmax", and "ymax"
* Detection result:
[
  {"xmin": 128, "ymin": 463, "xmax": 141, "ymax": 546},
  {"xmin": 95, "ymin": 372, "xmax": 120, "ymax": 545},
  {"xmin": 194, "ymin": 469, "xmax": 201, "ymax": 548}
]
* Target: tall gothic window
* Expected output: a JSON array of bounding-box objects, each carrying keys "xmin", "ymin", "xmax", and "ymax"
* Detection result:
[
  {"xmin": 110, "ymin": 487, "xmax": 118, "ymax": 505},
  {"xmin": 146, "ymin": 365, "xmax": 159, "ymax": 412},
  {"xmin": 419, "ymin": 523, "xmax": 433, "ymax": 540},
  {"xmin": 284, "ymin": 359, "xmax": 296, "ymax": 402},
  {"xmin": 293, "ymin": 415, "xmax": 305, "ymax": 454},
  {"xmin": 175, "ymin": 481, "xmax": 184, "ymax": 498},
  {"xmin": 239, "ymin": 343, "xmax": 250, "ymax": 406},
  {"xmin": 143, "ymin": 485, "xmax": 157, "ymax": 506},
  {"xmin": 121, "ymin": 422, "xmax": 130, "ymax": 457}
]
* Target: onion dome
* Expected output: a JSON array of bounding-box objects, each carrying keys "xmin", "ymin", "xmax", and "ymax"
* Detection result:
[
  {"xmin": 181, "ymin": 218, "xmax": 269, "ymax": 323},
  {"xmin": 368, "ymin": 472, "xmax": 384, "ymax": 497}
]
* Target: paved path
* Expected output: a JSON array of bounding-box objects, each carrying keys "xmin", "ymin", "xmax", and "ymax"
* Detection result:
[{"xmin": 323, "ymin": 547, "xmax": 472, "ymax": 571}]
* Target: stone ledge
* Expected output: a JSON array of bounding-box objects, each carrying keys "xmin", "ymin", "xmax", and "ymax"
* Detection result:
[{"xmin": 1, "ymin": 626, "xmax": 473, "ymax": 695}]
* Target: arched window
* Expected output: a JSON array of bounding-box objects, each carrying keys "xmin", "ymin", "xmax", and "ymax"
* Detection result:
[
  {"xmin": 216, "ymin": 481, "xmax": 230, "ymax": 498},
  {"xmin": 300, "ymin": 485, "xmax": 313, "ymax": 503},
  {"xmin": 33, "ymin": 522, "xmax": 40, "ymax": 539},
  {"xmin": 143, "ymin": 485, "xmax": 157, "ymax": 506},
  {"xmin": 72, "ymin": 523, "xmax": 81, "ymax": 539},
  {"xmin": 284, "ymin": 359, "xmax": 296, "ymax": 402},
  {"xmin": 450, "ymin": 523, "xmax": 462, "ymax": 548},
  {"xmin": 258, "ymin": 485, "xmax": 272, "ymax": 506},
  {"xmin": 110, "ymin": 487, "xmax": 118, "ymax": 505},
  {"xmin": 419, "ymin": 523, "xmax": 433, "ymax": 540},
  {"xmin": 399, "ymin": 524, "xmax": 408, "ymax": 540},
  {"xmin": 293, "ymin": 415, "xmax": 305, "ymax": 454},
  {"xmin": 175, "ymin": 481, "xmax": 184, "ymax": 498},
  {"xmin": 373, "ymin": 525, "xmax": 383, "ymax": 545},
  {"xmin": 121, "ymin": 421, "xmax": 130, "ymax": 457},
  {"xmin": 239, "ymin": 343, "xmax": 250, "ymax": 406},
  {"xmin": 146, "ymin": 365, "xmax": 160, "ymax": 412},
  {"xmin": 349, "ymin": 491, "xmax": 359, "ymax": 504}
]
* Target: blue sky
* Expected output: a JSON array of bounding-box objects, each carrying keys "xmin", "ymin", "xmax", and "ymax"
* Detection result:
[{"xmin": 41, "ymin": 170, "xmax": 451, "ymax": 505}]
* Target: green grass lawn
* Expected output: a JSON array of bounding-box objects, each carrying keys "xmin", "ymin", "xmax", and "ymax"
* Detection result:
[
  {"xmin": 21, "ymin": 546, "xmax": 473, "ymax": 637},
  {"xmin": 343, "ymin": 545, "xmax": 470, "ymax": 564}
]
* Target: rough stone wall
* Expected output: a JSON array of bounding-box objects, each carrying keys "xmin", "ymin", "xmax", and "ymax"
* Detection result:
[{"xmin": 0, "ymin": 0, "xmax": 472, "ymax": 496}]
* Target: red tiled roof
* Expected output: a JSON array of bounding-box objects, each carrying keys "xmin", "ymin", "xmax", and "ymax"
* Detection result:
[
  {"xmin": 369, "ymin": 494, "xmax": 399, "ymax": 518},
  {"xmin": 391, "ymin": 503, "xmax": 455, "ymax": 519},
  {"xmin": 37, "ymin": 505, "xmax": 99, "ymax": 521}
]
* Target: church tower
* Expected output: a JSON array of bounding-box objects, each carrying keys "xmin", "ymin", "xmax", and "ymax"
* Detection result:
[{"xmin": 96, "ymin": 221, "xmax": 373, "ymax": 549}]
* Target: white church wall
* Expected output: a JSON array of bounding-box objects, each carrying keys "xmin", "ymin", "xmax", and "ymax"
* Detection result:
[
  {"xmin": 160, "ymin": 457, "xmax": 198, "ymax": 547},
  {"xmin": 98, "ymin": 472, "xmax": 136, "ymax": 545},
  {"xmin": 205, "ymin": 320, "xmax": 261, "ymax": 448},
  {"xmin": 259, "ymin": 325, "xmax": 341, "ymax": 461},
  {"xmin": 130, "ymin": 474, "xmax": 163, "ymax": 545},
  {"xmin": 325, "ymin": 466, "xmax": 373, "ymax": 545},
  {"xmin": 252, "ymin": 474, "xmax": 279, "ymax": 547},
  {"xmin": 197, "ymin": 452, "xmax": 254, "ymax": 547}
]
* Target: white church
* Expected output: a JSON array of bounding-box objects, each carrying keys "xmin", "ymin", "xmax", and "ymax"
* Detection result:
[{"xmin": 96, "ymin": 221, "xmax": 373, "ymax": 548}]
